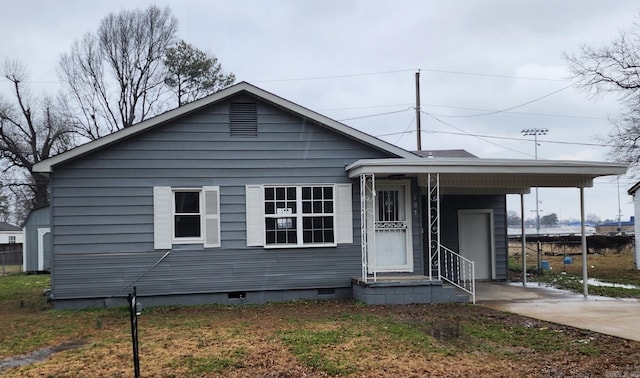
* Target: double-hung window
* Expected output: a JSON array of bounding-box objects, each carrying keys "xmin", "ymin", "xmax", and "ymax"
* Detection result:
[
  {"xmin": 173, "ymin": 190, "xmax": 202, "ymax": 241},
  {"xmin": 246, "ymin": 183, "xmax": 353, "ymax": 248},
  {"xmin": 153, "ymin": 186, "xmax": 220, "ymax": 249}
]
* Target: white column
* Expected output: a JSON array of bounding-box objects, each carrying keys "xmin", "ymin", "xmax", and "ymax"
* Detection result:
[
  {"xmin": 520, "ymin": 193, "xmax": 527, "ymax": 286},
  {"xmin": 580, "ymin": 187, "xmax": 588, "ymax": 297}
]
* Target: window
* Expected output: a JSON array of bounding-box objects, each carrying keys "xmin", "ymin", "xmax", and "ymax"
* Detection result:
[
  {"xmin": 153, "ymin": 186, "xmax": 220, "ymax": 249},
  {"xmin": 173, "ymin": 190, "xmax": 202, "ymax": 239},
  {"xmin": 263, "ymin": 186, "xmax": 335, "ymax": 246},
  {"xmin": 246, "ymin": 183, "xmax": 353, "ymax": 248},
  {"xmin": 8, "ymin": 235, "xmax": 16, "ymax": 244}
]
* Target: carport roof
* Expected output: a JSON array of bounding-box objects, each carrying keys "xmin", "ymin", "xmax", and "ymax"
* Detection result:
[{"xmin": 346, "ymin": 158, "xmax": 628, "ymax": 194}]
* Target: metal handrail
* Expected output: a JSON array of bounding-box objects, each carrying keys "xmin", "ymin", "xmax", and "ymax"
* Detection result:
[{"xmin": 439, "ymin": 244, "xmax": 476, "ymax": 304}]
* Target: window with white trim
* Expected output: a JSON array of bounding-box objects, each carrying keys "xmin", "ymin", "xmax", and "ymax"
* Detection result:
[
  {"xmin": 246, "ymin": 183, "xmax": 353, "ymax": 248},
  {"xmin": 173, "ymin": 190, "xmax": 202, "ymax": 241},
  {"xmin": 153, "ymin": 186, "xmax": 220, "ymax": 249},
  {"xmin": 8, "ymin": 235, "xmax": 16, "ymax": 244}
]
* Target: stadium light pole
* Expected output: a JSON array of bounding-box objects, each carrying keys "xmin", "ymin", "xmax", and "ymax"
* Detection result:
[{"xmin": 521, "ymin": 129, "xmax": 548, "ymax": 234}]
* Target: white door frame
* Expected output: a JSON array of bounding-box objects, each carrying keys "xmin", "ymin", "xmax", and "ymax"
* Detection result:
[
  {"xmin": 458, "ymin": 209, "xmax": 495, "ymax": 280},
  {"xmin": 372, "ymin": 180, "xmax": 413, "ymax": 272},
  {"xmin": 37, "ymin": 227, "xmax": 50, "ymax": 271}
]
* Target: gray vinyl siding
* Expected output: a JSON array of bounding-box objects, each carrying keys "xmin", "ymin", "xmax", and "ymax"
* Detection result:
[
  {"xmin": 50, "ymin": 94, "xmax": 392, "ymax": 302},
  {"xmin": 22, "ymin": 206, "xmax": 51, "ymax": 272},
  {"xmin": 438, "ymin": 194, "xmax": 508, "ymax": 280}
]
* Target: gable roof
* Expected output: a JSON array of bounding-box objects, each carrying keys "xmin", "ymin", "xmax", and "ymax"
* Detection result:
[
  {"xmin": 628, "ymin": 181, "xmax": 640, "ymax": 196},
  {"xmin": 0, "ymin": 222, "xmax": 20, "ymax": 232},
  {"xmin": 33, "ymin": 82, "xmax": 417, "ymax": 173}
]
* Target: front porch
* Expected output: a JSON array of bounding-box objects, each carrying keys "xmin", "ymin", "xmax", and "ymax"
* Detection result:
[
  {"xmin": 346, "ymin": 156, "xmax": 627, "ymax": 305},
  {"xmin": 351, "ymin": 275, "xmax": 470, "ymax": 305}
]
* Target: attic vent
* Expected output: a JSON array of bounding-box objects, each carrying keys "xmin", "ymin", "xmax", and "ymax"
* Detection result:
[{"xmin": 230, "ymin": 102, "xmax": 257, "ymax": 137}]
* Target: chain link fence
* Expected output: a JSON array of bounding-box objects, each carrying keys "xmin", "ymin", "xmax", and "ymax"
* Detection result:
[{"xmin": 0, "ymin": 249, "xmax": 22, "ymax": 276}]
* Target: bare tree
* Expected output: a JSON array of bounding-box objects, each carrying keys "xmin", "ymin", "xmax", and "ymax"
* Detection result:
[
  {"xmin": 0, "ymin": 61, "xmax": 75, "ymax": 210},
  {"xmin": 164, "ymin": 40, "xmax": 235, "ymax": 106},
  {"xmin": 58, "ymin": 5, "xmax": 178, "ymax": 139},
  {"xmin": 565, "ymin": 18, "xmax": 640, "ymax": 168}
]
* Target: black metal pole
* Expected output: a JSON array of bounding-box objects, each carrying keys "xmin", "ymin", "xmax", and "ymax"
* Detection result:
[{"xmin": 129, "ymin": 286, "xmax": 140, "ymax": 378}]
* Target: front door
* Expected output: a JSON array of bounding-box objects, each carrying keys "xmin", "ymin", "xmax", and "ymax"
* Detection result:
[
  {"xmin": 458, "ymin": 210, "xmax": 493, "ymax": 280},
  {"xmin": 373, "ymin": 181, "xmax": 412, "ymax": 272}
]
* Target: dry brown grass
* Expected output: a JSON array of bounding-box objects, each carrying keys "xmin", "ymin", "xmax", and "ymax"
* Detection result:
[{"xmin": 3, "ymin": 270, "xmax": 640, "ymax": 377}]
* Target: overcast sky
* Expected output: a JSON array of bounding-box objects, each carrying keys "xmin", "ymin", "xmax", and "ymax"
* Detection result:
[{"xmin": 1, "ymin": 0, "xmax": 638, "ymax": 221}]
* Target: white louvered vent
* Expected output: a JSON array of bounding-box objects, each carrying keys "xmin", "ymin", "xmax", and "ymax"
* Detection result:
[{"xmin": 230, "ymin": 102, "xmax": 258, "ymax": 137}]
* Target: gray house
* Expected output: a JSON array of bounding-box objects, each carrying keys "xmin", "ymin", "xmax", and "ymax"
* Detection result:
[{"xmin": 32, "ymin": 82, "xmax": 626, "ymax": 309}]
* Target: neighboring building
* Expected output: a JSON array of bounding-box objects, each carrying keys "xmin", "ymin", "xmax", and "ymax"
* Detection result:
[
  {"xmin": 627, "ymin": 182, "xmax": 640, "ymax": 270},
  {"xmin": 32, "ymin": 82, "xmax": 627, "ymax": 309},
  {"xmin": 595, "ymin": 216, "xmax": 635, "ymax": 235},
  {"xmin": 22, "ymin": 206, "xmax": 51, "ymax": 272},
  {"xmin": 0, "ymin": 222, "xmax": 23, "ymax": 246}
]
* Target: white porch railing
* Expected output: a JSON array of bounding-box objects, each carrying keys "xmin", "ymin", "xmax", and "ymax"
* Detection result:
[{"xmin": 440, "ymin": 244, "xmax": 476, "ymax": 304}]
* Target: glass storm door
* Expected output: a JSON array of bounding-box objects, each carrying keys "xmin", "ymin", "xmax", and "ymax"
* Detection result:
[{"xmin": 373, "ymin": 182, "xmax": 411, "ymax": 271}]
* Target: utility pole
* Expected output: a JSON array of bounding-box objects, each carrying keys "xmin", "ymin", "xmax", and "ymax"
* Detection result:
[
  {"xmin": 415, "ymin": 71, "xmax": 421, "ymax": 151},
  {"xmin": 521, "ymin": 128, "xmax": 548, "ymax": 234}
]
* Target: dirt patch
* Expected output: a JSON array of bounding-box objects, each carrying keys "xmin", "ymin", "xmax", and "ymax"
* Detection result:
[{"xmin": 0, "ymin": 340, "xmax": 87, "ymax": 373}]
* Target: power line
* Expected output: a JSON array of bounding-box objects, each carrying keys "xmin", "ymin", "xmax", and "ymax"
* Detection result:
[
  {"xmin": 338, "ymin": 107, "xmax": 412, "ymax": 121},
  {"xmin": 422, "ymin": 112, "xmax": 534, "ymax": 157},
  {"xmin": 422, "ymin": 103, "xmax": 608, "ymax": 120},
  {"xmin": 323, "ymin": 101, "xmax": 609, "ymax": 121},
  {"xmin": 3, "ymin": 66, "xmax": 570, "ymax": 86},
  {"xmin": 429, "ymin": 83, "xmax": 576, "ymax": 118},
  {"xmin": 252, "ymin": 69, "xmax": 417, "ymax": 83},
  {"xmin": 377, "ymin": 128, "xmax": 616, "ymax": 148},
  {"xmin": 417, "ymin": 67, "xmax": 568, "ymax": 82},
  {"xmin": 394, "ymin": 115, "xmax": 417, "ymax": 145}
]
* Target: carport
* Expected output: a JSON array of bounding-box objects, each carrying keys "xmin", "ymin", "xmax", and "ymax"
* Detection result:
[{"xmin": 346, "ymin": 157, "xmax": 627, "ymax": 298}]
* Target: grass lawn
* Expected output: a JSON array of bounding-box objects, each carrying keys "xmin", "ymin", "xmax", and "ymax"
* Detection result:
[
  {"xmin": 509, "ymin": 242, "xmax": 640, "ymax": 298},
  {"xmin": 2, "ymin": 273, "xmax": 640, "ymax": 377}
]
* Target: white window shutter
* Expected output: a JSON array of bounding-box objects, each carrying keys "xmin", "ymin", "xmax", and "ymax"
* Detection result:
[
  {"xmin": 335, "ymin": 183, "xmax": 353, "ymax": 244},
  {"xmin": 245, "ymin": 185, "xmax": 264, "ymax": 246},
  {"xmin": 153, "ymin": 186, "xmax": 172, "ymax": 249},
  {"xmin": 203, "ymin": 186, "xmax": 221, "ymax": 248}
]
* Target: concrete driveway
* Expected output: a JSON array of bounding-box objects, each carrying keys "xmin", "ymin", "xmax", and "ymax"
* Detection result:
[{"xmin": 477, "ymin": 281, "xmax": 640, "ymax": 342}]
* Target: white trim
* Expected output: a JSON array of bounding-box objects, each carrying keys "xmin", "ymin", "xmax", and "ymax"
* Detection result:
[
  {"xmin": 33, "ymin": 82, "xmax": 415, "ymax": 173},
  {"xmin": 346, "ymin": 158, "xmax": 627, "ymax": 181},
  {"xmin": 458, "ymin": 209, "xmax": 495, "ymax": 280},
  {"xmin": 248, "ymin": 183, "xmax": 351, "ymax": 248},
  {"xmin": 171, "ymin": 188, "xmax": 205, "ymax": 244},
  {"xmin": 37, "ymin": 228, "xmax": 50, "ymax": 271},
  {"xmin": 22, "ymin": 227, "xmax": 27, "ymax": 272}
]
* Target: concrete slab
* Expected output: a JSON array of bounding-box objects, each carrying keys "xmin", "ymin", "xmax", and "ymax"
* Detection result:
[{"xmin": 477, "ymin": 282, "xmax": 640, "ymax": 342}]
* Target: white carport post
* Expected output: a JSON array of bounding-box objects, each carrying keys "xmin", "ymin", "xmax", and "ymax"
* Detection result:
[
  {"xmin": 360, "ymin": 173, "xmax": 376, "ymax": 283},
  {"xmin": 580, "ymin": 187, "xmax": 588, "ymax": 297},
  {"xmin": 520, "ymin": 193, "xmax": 527, "ymax": 286}
]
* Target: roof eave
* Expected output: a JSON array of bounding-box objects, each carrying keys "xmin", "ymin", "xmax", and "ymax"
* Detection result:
[{"xmin": 33, "ymin": 82, "xmax": 415, "ymax": 173}]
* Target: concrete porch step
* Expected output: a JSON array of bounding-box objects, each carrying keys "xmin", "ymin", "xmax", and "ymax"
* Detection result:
[{"xmin": 351, "ymin": 277, "xmax": 472, "ymax": 305}]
